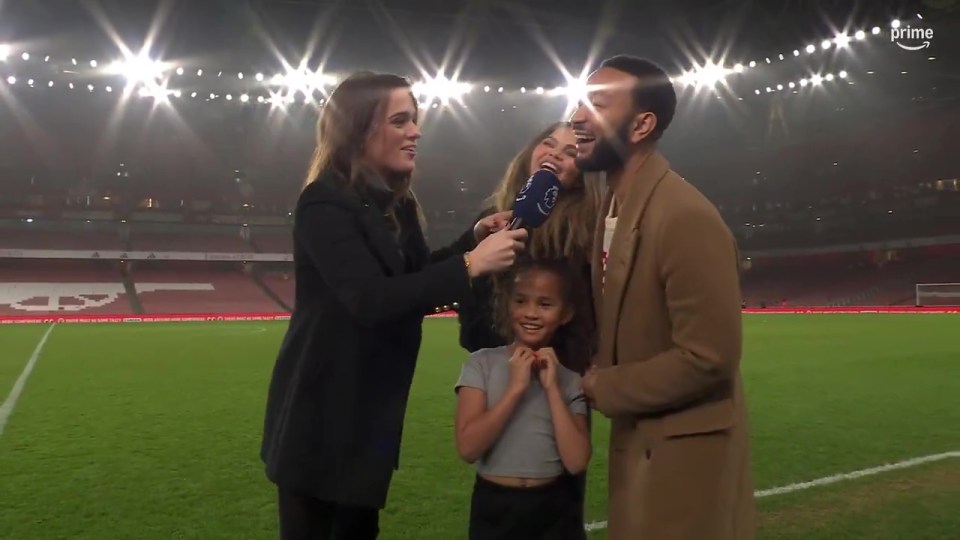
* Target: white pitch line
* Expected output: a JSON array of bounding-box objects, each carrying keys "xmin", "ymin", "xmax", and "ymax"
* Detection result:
[
  {"xmin": 0, "ymin": 323, "xmax": 56, "ymax": 437},
  {"xmin": 584, "ymin": 450, "xmax": 960, "ymax": 533}
]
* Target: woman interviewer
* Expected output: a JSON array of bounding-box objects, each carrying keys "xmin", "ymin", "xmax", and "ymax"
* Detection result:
[{"xmin": 260, "ymin": 71, "xmax": 527, "ymax": 540}]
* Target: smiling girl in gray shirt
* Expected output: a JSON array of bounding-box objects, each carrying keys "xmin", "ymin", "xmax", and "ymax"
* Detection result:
[{"xmin": 455, "ymin": 259, "xmax": 591, "ymax": 540}]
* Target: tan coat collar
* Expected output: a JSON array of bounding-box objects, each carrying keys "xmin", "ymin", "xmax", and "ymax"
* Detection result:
[{"xmin": 591, "ymin": 150, "xmax": 671, "ymax": 365}]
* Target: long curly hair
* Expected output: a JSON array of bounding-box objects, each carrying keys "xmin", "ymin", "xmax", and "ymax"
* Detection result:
[{"xmin": 494, "ymin": 257, "xmax": 594, "ymax": 374}]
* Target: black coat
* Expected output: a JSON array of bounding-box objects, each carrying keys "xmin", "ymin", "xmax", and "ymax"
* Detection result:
[{"xmin": 260, "ymin": 170, "xmax": 474, "ymax": 509}]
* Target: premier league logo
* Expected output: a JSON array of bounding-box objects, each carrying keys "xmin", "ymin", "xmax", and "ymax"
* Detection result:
[{"xmin": 537, "ymin": 185, "xmax": 559, "ymax": 216}]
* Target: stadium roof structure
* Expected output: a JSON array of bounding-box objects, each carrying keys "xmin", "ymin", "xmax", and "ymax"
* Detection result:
[{"xmin": 0, "ymin": 0, "xmax": 957, "ymax": 209}]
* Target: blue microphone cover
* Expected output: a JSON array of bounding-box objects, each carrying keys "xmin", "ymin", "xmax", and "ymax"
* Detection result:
[{"xmin": 511, "ymin": 169, "xmax": 561, "ymax": 229}]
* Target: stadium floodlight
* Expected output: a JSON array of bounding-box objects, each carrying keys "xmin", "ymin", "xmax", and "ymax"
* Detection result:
[
  {"xmin": 109, "ymin": 55, "xmax": 166, "ymax": 87},
  {"xmin": 916, "ymin": 283, "xmax": 960, "ymax": 307},
  {"xmin": 855, "ymin": 30, "xmax": 867, "ymax": 40},
  {"xmin": 683, "ymin": 61, "xmax": 731, "ymax": 90},
  {"xmin": 0, "ymin": 44, "xmax": 11, "ymax": 61},
  {"xmin": 834, "ymin": 33, "xmax": 851, "ymax": 48},
  {"xmin": 412, "ymin": 74, "xmax": 472, "ymax": 105},
  {"xmin": 274, "ymin": 66, "xmax": 337, "ymax": 99}
]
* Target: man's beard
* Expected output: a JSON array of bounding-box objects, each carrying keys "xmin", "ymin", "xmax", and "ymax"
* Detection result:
[{"xmin": 575, "ymin": 119, "xmax": 631, "ymax": 173}]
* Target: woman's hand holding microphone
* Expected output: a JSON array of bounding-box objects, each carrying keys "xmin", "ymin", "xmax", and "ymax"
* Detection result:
[
  {"xmin": 473, "ymin": 210, "xmax": 514, "ymax": 242},
  {"xmin": 464, "ymin": 224, "xmax": 527, "ymax": 278}
]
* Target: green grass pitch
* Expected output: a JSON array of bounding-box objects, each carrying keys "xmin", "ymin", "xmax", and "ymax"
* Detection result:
[{"xmin": 1, "ymin": 314, "xmax": 958, "ymax": 539}]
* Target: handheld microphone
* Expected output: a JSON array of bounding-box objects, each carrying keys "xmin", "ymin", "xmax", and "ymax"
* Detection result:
[{"xmin": 508, "ymin": 169, "xmax": 562, "ymax": 230}]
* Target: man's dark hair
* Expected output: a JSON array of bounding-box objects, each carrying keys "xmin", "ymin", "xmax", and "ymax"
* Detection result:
[{"xmin": 600, "ymin": 55, "xmax": 677, "ymax": 141}]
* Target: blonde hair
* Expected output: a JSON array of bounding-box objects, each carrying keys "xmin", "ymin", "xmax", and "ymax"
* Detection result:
[
  {"xmin": 303, "ymin": 71, "xmax": 417, "ymax": 211},
  {"xmin": 488, "ymin": 122, "xmax": 601, "ymax": 262}
]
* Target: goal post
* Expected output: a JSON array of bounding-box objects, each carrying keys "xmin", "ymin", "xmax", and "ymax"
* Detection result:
[{"xmin": 915, "ymin": 283, "xmax": 960, "ymax": 306}]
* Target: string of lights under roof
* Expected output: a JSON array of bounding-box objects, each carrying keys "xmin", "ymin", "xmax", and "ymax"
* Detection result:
[
  {"xmin": 0, "ymin": 67, "xmax": 868, "ymax": 108},
  {"xmin": 0, "ymin": 17, "xmax": 927, "ymax": 107}
]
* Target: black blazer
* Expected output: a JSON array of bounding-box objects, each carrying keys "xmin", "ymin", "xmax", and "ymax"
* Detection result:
[{"xmin": 260, "ymin": 170, "xmax": 473, "ymax": 509}]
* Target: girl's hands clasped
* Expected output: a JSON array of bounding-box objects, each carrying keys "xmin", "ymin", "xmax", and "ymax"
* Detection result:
[
  {"xmin": 535, "ymin": 347, "xmax": 560, "ymax": 391},
  {"xmin": 507, "ymin": 346, "xmax": 537, "ymax": 395}
]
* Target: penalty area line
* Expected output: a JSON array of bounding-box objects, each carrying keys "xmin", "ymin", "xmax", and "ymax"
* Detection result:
[
  {"xmin": 0, "ymin": 323, "xmax": 56, "ymax": 438},
  {"xmin": 584, "ymin": 450, "xmax": 960, "ymax": 533}
]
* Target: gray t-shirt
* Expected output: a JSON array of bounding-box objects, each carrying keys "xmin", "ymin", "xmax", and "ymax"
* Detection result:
[{"xmin": 454, "ymin": 346, "xmax": 587, "ymax": 478}]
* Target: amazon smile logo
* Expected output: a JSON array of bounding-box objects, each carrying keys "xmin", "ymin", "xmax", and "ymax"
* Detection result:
[{"xmin": 891, "ymin": 23, "xmax": 933, "ymax": 51}]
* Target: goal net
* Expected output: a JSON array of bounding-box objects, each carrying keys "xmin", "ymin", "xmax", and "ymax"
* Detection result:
[{"xmin": 915, "ymin": 283, "xmax": 960, "ymax": 306}]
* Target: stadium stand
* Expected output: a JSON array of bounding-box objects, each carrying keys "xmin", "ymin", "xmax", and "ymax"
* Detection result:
[
  {"xmin": 0, "ymin": 260, "xmax": 131, "ymax": 315},
  {"xmin": 257, "ymin": 270, "xmax": 295, "ymax": 310},
  {"xmin": 0, "ymin": 227, "xmax": 124, "ymax": 250},
  {"xmin": 741, "ymin": 244, "xmax": 960, "ymax": 307},
  {"xmin": 131, "ymin": 263, "xmax": 284, "ymax": 314},
  {"xmin": 250, "ymin": 228, "xmax": 293, "ymax": 253}
]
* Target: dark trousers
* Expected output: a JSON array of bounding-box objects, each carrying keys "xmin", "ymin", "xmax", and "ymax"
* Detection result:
[
  {"xmin": 469, "ymin": 475, "xmax": 586, "ymax": 540},
  {"xmin": 562, "ymin": 469, "xmax": 588, "ymax": 523},
  {"xmin": 278, "ymin": 489, "xmax": 379, "ymax": 540}
]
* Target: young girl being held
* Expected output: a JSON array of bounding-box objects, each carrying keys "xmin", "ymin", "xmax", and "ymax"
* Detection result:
[{"xmin": 454, "ymin": 259, "xmax": 591, "ymax": 540}]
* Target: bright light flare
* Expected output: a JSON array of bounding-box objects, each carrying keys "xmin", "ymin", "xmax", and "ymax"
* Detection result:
[
  {"xmin": 0, "ymin": 44, "xmax": 11, "ymax": 61},
  {"xmin": 272, "ymin": 66, "xmax": 337, "ymax": 101},
  {"xmin": 682, "ymin": 61, "xmax": 732, "ymax": 90},
  {"xmin": 412, "ymin": 74, "xmax": 472, "ymax": 105},
  {"xmin": 108, "ymin": 55, "xmax": 168, "ymax": 88}
]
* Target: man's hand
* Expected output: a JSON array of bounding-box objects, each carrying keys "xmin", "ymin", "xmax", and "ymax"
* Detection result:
[
  {"xmin": 473, "ymin": 211, "xmax": 513, "ymax": 242},
  {"xmin": 581, "ymin": 364, "xmax": 598, "ymax": 406}
]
